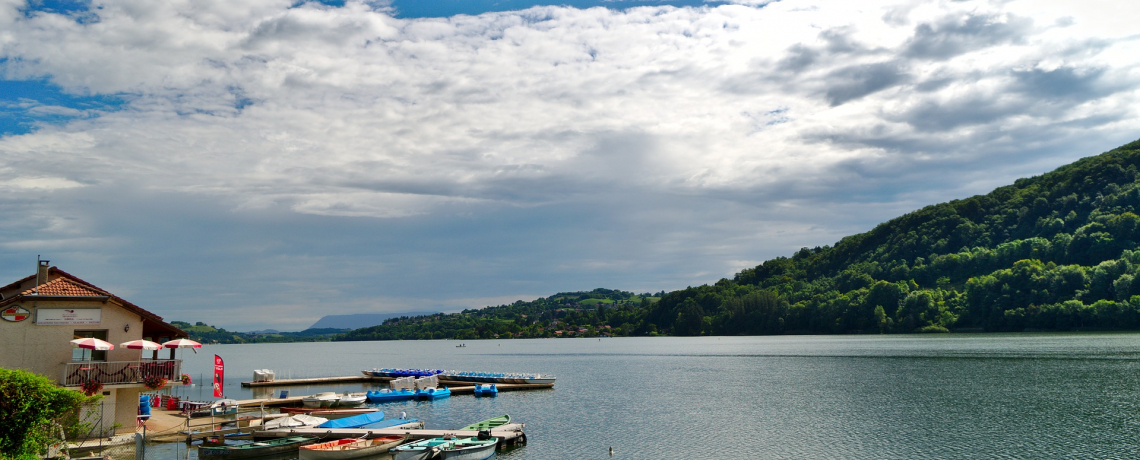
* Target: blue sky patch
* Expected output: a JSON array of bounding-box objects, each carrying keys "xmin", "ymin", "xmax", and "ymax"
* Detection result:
[
  {"xmin": 388, "ymin": 0, "xmax": 718, "ymax": 18},
  {"xmin": 0, "ymin": 78, "xmax": 126, "ymax": 137}
]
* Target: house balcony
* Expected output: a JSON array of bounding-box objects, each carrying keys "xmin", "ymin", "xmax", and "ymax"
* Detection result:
[{"xmin": 61, "ymin": 359, "xmax": 182, "ymax": 387}]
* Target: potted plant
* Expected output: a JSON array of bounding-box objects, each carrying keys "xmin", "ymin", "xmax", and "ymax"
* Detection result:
[
  {"xmin": 143, "ymin": 374, "xmax": 167, "ymax": 390},
  {"xmin": 80, "ymin": 379, "xmax": 103, "ymax": 396},
  {"xmin": 180, "ymin": 373, "xmax": 192, "ymax": 385}
]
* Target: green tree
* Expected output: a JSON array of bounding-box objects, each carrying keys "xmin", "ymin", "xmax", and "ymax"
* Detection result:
[{"xmin": 0, "ymin": 369, "xmax": 90, "ymax": 460}]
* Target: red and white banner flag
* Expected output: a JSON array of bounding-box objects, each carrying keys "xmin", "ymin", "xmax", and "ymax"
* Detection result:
[{"xmin": 213, "ymin": 355, "xmax": 225, "ymax": 398}]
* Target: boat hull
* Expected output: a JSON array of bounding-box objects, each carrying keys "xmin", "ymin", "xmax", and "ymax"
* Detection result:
[
  {"xmin": 198, "ymin": 436, "xmax": 315, "ymax": 459},
  {"xmin": 441, "ymin": 441, "xmax": 497, "ymax": 460},
  {"xmin": 414, "ymin": 388, "xmax": 451, "ymax": 400},
  {"xmin": 366, "ymin": 389, "xmax": 415, "ymax": 403},
  {"xmin": 298, "ymin": 437, "xmax": 405, "ymax": 460}
]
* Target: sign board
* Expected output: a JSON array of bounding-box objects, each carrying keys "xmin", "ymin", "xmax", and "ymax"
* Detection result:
[
  {"xmin": 35, "ymin": 308, "xmax": 102, "ymax": 325},
  {"xmin": 2, "ymin": 306, "xmax": 30, "ymax": 322}
]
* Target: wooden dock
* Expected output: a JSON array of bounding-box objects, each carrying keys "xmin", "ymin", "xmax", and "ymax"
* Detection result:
[
  {"xmin": 239, "ymin": 375, "xmax": 554, "ymax": 394},
  {"xmin": 242, "ymin": 375, "xmax": 376, "ymax": 387},
  {"xmin": 258, "ymin": 423, "xmax": 527, "ymax": 444}
]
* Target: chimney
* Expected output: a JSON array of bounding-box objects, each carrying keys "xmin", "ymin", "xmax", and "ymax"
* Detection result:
[{"xmin": 36, "ymin": 258, "xmax": 50, "ymax": 289}]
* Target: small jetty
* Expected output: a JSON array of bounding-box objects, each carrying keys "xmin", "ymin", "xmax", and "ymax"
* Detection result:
[{"xmin": 241, "ymin": 367, "xmax": 556, "ymax": 393}]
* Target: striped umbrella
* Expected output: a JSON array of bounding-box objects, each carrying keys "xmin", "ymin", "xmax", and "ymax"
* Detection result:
[
  {"xmin": 71, "ymin": 337, "xmax": 114, "ymax": 350},
  {"xmin": 70, "ymin": 337, "xmax": 114, "ymax": 364},
  {"xmin": 120, "ymin": 339, "xmax": 162, "ymax": 350},
  {"xmin": 161, "ymin": 339, "xmax": 202, "ymax": 349}
]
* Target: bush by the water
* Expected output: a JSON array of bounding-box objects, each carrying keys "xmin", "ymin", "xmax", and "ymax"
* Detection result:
[{"xmin": 0, "ymin": 368, "xmax": 89, "ymax": 460}]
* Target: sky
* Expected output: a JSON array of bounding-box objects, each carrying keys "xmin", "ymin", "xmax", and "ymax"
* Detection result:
[{"xmin": 1, "ymin": 0, "xmax": 1138, "ymax": 331}]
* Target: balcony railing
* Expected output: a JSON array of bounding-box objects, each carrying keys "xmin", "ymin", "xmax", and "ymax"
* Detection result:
[{"xmin": 61, "ymin": 359, "xmax": 182, "ymax": 386}]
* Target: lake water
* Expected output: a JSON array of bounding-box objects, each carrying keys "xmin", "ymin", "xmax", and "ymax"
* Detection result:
[{"xmin": 154, "ymin": 334, "xmax": 1140, "ymax": 459}]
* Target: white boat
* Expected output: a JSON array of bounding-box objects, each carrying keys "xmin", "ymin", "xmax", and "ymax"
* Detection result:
[
  {"xmin": 297, "ymin": 436, "xmax": 406, "ymax": 460},
  {"xmin": 391, "ymin": 438, "xmax": 456, "ymax": 460},
  {"xmin": 440, "ymin": 437, "xmax": 498, "ymax": 460},
  {"xmin": 336, "ymin": 393, "xmax": 367, "ymax": 407},
  {"xmin": 263, "ymin": 414, "xmax": 329, "ymax": 429},
  {"xmin": 302, "ymin": 392, "xmax": 340, "ymax": 408}
]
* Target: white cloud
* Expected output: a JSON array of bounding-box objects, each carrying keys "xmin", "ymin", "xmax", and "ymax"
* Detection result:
[{"xmin": 0, "ymin": 0, "xmax": 1138, "ymax": 330}]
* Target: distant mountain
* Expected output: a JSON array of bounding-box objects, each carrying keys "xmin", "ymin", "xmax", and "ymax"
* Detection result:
[{"xmin": 308, "ymin": 311, "xmax": 440, "ymax": 330}]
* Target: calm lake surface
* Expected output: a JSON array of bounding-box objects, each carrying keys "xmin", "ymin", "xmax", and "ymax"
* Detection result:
[{"xmin": 156, "ymin": 334, "xmax": 1140, "ymax": 459}]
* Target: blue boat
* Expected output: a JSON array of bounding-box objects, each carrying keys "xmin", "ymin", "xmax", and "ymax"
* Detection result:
[
  {"xmin": 360, "ymin": 418, "xmax": 418, "ymax": 429},
  {"xmin": 316, "ymin": 411, "xmax": 384, "ymax": 429},
  {"xmin": 366, "ymin": 388, "xmax": 416, "ymax": 403},
  {"xmin": 414, "ymin": 387, "xmax": 451, "ymax": 400},
  {"xmin": 473, "ymin": 384, "xmax": 498, "ymax": 397}
]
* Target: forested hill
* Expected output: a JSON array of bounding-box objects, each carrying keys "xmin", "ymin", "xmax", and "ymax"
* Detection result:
[
  {"xmin": 648, "ymin": 138, "xmax": 1140, "ymax": 335},
  {"xmin": 337, "ymin": 138, "xmax": 1140, "ymax": 340},
  {"xmin": 337, "ymin": 289, "xmax": 660, "ymax": 341}
]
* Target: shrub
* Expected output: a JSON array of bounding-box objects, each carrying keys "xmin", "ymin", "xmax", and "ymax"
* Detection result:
[{"xmin": 0, "ymin": 368, "xmax": 89, "ymax": 460}]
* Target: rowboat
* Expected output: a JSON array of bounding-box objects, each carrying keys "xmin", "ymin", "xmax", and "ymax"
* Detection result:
[
  {"xmin": 316, "ymin": 411, "xmax": 384, "ymax": 429},
  {"xmin": 414, "ymin": 387, "xmax": 451, "ymax": 400},
  {"xmin": 302, "ymin": 392, "xmax": 340, "ymax": 408},
  {"xmin": 390, "ymin": 438, "xmax": 456, "ymax": 460},
  {"xmin": 391, "ymin": 436, "xmax": 498, "ymax": 460},
  {"xmin": 461, "ymin": 415, "xmax": 510, "ymax": 431},
  {"xmin": 366, "ymin": 388, "xmax": 415, "ymax": 403},
  {"xmin": 198, "ymin": 436, "xmax": 316, "ymax": 458},
  {"xmin": 439, "ymin": 437, "xmax": 498, "ymax": 460},
  {"xmin": 473, "ymin": 384, "xmax": 497, "ymax": 397},
  {"xmin": 297, "ymin": 436, "xmax": 406, "ymax": 460}
]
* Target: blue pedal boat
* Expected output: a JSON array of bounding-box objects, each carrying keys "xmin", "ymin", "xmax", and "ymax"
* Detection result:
[
  {"xmin": 473, "ymin": 384, "xmax": 498, "ymax": 397},
  {"xmin": 414, "ymin": 387, "xmax": 451, "ymax": 400},
  {"xmin": 366, "ymin": 388, "xmax": 415, "ymax": 403}
]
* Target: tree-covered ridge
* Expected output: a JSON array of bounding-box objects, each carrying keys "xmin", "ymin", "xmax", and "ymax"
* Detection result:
[
  {"xmin": 337, "ymin": 289, "xmax": 661, "ymax": 341},
  {"xmin": 647, "ymin": 138, "xmax": 1140, "ymax": 334},
  {"xmin": 170, "ymin": 321, "xmax": 347, "ymax": 344}
]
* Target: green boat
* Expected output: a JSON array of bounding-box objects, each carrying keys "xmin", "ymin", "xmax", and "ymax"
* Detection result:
[
  {"xmin": 461, "ymin": 415, "xmax": 510, "ymax": 431},
  {"xmin": 198, "ymin": 436, "xmax": 317, "ymax": 458}
]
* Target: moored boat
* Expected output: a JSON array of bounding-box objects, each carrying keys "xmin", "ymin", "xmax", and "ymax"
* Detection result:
[
  {"xmin": 439, "ymin": 437, "xmax": 498, "ymax": 460},
  {"xmin": 439, "ymin": 371, "xmax": 555, "ymax": 385},
  {"xmin": 366, "ymin": 388, "xmax": 416, "ymax": 403},
  {"xmin": 297, "ymin": 436, "xmax": 406, "ymax": 460},
  {"xmin": 280, "ymin": 407, "xmax": 379, "ymax": 419},
  {"xmin": 390, "ymin": 438, "xmax": 456, "ymax": 460},
  {"xmin": 302, "ymin": 392, "xmax": 340, "ymax": 408},
  {"xmin": 336, "ymin": 393, "xmax": 367, "ymax": 407},
  {"xmin": 263, "ymin": 414, "xmax": 328, "ymax": 430},
  {"xmin": 198, "ymin": 436, "xmax": 316, "ymax": 458},
  {"xmin": 460, "ymin": 415, "xmax": 510, "ymax": 431},
  {"xmin": 316, "ymin": 411, "xmax": 384, "ymax": 429},
  {"xmin": 414, "ymin": 387, "xmax": 451, "ymax": 400},
  {"xmin": 473, "ymin": 384, "xmax": 498, "ymax": 397}
]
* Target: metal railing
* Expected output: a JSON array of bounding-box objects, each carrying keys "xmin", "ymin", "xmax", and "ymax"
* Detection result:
[{"xmin": 62, "ymin": 359, "xmax": 182, "ymax": 386}]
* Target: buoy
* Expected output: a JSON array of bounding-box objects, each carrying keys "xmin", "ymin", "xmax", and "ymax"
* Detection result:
[{"xmin": 609, "ymin": 446, "xmax": 614, "ymax": 456}]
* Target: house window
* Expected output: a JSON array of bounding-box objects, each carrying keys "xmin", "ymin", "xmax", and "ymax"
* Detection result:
[{"xmin": 72, "ymin": 330, "xmax": 108, "ymax": 361}]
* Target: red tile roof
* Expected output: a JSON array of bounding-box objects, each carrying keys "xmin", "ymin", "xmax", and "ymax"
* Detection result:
[
  {"xmin": 0, "ymin": 267, "xmax": 187, "ymax": 338},
  {"xmin": 20, "ymin": 277, "xmax": 108, "ymax": 297}
]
